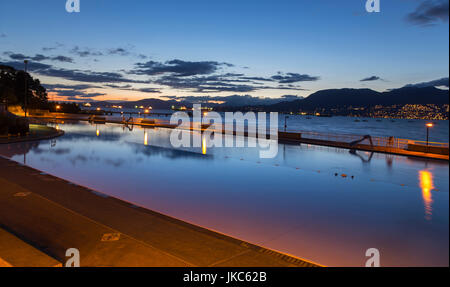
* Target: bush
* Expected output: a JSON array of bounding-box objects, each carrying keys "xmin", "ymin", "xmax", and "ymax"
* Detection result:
[
  {"xmin": 0, "ymin": 112, "xmax": 29, "ymax": 135},
  {"xmin": 0, "ymin": 115, "xmax": 8, "ymax": 135}
]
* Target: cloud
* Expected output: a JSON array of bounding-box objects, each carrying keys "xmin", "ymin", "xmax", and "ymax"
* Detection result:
[
  {"xmin": 167, "ymin": 94, "xmax": 304, "ymax": 106},
  {"xmin": 129, "ymin": 59, "xmax": 233, "ymax": 77},
  {"xmin": 152, "ymin": 73, "xmax": 306, "ymax": 93},
  {"xmin": 360, "ymin": 76, "xmax": 382, "ymax": 82},
  {"xmin": 44, "ymin": 83, "xmax": 102, "ymax": 90},
  {"xmin": 404, "ymin": 77, "xmax": 449, "ymax": 88},
  {"xmin": 406, "ymin": 0, "xmax": 449, "ymax": 25},
  {"xmin": 44, "ymin": 83, "xmax": 106, "ymax": 101},
  {"xmin": 103, "ymin": 84, "xmax": 160, "ymax": 93},
  {"xmin": 270, "ymin": 72, "xmax": 319, "ymax": 83},
  {"xmin": 1, "ymin": 60, "xmax": 148, "ymax": 84},
  {"xmin": 2, "ymin": 54, "xmax": 315, "ymax": 96},
  {"xmin": 42, "ymin": 43, "xmax": 64, "ymax": 52},
  {"xmin": 108, "ymin": 48, "xmax": 131, "ymax": 56},
  {"xmin": 0, "ymin": 33, "xmax": 6, "ymax": 38},
  {"xmin": 3, "ymin": 51, "xmax": 74, "ymax": 63},
  {"xmin": 70, "ymin": 46, "xmax": 103, "ymax": 57}
]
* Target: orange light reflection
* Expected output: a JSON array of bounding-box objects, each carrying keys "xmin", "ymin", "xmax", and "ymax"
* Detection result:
[{"xmin": 419, "ymin": 170, "xmax": 434, "ymax": 220}]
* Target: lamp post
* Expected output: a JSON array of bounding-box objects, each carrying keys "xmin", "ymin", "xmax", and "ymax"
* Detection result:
[
  {"xmin": 24, "ymin": 60, "xmax": 28, "ymax": 118},
  {"xmin": 426, "ymin": 123, "xmax": 433, "ymax": 150}
]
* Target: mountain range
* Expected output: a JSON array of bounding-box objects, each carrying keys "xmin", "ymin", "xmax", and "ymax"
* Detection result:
[{"xmin": 90, "ymin": 86, "xmax": 449, "ymax": 112}]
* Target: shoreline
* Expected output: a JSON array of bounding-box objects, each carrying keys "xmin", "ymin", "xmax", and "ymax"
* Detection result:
[{"xmin": 0, "ymin": 124, "xmax": 64, "ymax": 144}]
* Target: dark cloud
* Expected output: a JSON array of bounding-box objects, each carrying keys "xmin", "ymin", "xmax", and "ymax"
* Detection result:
[
  {"xmin": 51, "ymin": 55, "xmax": 74, "ymax": 63},
  {"xmin": 1, "ymin": 60, "xmax": 52, "ymax": 71},
  {"xmin": 104, "ymin": 84, "xmax": 133, "ymax": 89},
  {"xmin": 137, "ymin": 87, "xmax": 161, "ymax": 93},
  {"xmin": 406, "ymin": 0, "xmax": 449, "ymax": 25},
  {"xmin": 108, "ymin": 48, "xmax": 130, "ymax": 56},
  {"xmin": 404, "ymin": 77, "xmax": 449, "ymax": 88},
  {"xmin": 167, "ymin": 94, "xmax": 303, "ymax": 106},
  {"xmin": 360, "ymin": 76, "xmax": 382, "ymax": 82},
  {"xmin": 1, "ymin": 60, "xmax": 147, "ymax": 84},
  {"xmin": 270, "ymin": 72, "xmax": 319, "ymax": 83},
  {"xmin": 103, "ymin": 84, "xmax": 160, "ymax": 93},
  {"xmin": 2, "ymin": 53, "xmax": 315, "ymax": 95},
  {"xmin": 241, "ymin": 73, "xmax": 319, "ymax": 84},
  {"xmin": 152, "ymin": 73, "xmax": 305, "ymax": 93},
  {"xmin": 3, "ymin": 51, "xmax": 74, "ymax": 63},
  {"xmin": 129, "ymin": 59, "xmax": 233, "ymax": 77},
  {"xmin": 44, "ymin": 83, "xmax": 106, "ymax": 101},
  {"xmin": 42, "ymin": 43, "xmax": 64, "ymax": 52},
  {"xmin": 70, "ymin": 46, "xmax": 103, "ymax": 57},
  {"xmin": 43, "ymin": 83, "xmax": 101, "ymax": 90}
]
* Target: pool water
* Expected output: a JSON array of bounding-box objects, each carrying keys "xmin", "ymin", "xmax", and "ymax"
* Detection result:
[{"xmin": 0, "ymin": 120, "xmax": 448, "ymax": 266}]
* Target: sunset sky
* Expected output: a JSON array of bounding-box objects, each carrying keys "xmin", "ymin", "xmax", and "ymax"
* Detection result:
[{"xmin": 0, "ymin": 0, "xmax": 448, "ymax": 103}]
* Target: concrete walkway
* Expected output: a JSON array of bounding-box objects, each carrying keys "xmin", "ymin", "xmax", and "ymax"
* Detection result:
[
  {"xmin": 0, "ymin": 124, "xmax": 64, "ymax": 144},
  {"xmin": 0, "ymin": 157, "xmax": 319, "ymax": 267}
]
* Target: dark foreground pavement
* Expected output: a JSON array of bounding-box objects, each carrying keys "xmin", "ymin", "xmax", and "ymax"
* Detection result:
[{"xmin": 0, "ymin": 156, "xmax": 319, "ymax": 267}]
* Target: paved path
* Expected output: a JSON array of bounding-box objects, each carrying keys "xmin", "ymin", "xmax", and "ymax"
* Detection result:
[
  {"xmin": 0, "ymin": 124, "xmax": 63, "ymax": 144},
  {"xmin": 0, "ymin": 157, "xmax": 319, "ymax": 267}
]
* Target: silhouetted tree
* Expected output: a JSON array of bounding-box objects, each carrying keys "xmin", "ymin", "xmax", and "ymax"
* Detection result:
[{"xmin": 0, "ymin": 64, "xmax": 48, "ymax": 109}]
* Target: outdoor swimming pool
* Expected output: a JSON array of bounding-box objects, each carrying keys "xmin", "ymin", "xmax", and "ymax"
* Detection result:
[{"xmin": 0, "ymin": 120, "xmax": 448, "ymax": 266}]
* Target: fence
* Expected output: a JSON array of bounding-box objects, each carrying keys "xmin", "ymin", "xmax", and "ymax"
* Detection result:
[{"xmin": 288, "ymin": 130, "xmax": 449, "ymax": 150}]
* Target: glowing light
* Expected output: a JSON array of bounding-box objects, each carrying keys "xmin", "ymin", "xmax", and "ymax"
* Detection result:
[
  {"xmin": 426, "ymin": 123, "xmax": 433, "ymax": 128},
  {"xmin": 144, "ymin": 109, "xmax": 150, "ymax": 114},
  {"xmin": 96, "ymin": 107, "xmax": 101, "ymax": 111},
  {"xmin": 202, "ymin": 136, "xmax": 207, "ymax": 155},
  {"xmin": 419, "ymin": 170, "xmax": 434, "ymax": 220},
  {"xmin": 56, "ymin": 105, "xmax": 61, "ymax": 110},
  {"xmin": 144, "ymin": 130, "xmax": 148, "ymax": 146},
  {"xmin": 96, "ymin": 128, "xmax": 100, "ymax": 137},
  {"xmin": 55, "ymin": 124, "xmax": 59, "ymax": 130}
]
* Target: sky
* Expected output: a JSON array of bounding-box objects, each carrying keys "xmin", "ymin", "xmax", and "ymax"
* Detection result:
[{"xmin": 0, "ymin": 0, "xmax": 449, "ymax": 103}]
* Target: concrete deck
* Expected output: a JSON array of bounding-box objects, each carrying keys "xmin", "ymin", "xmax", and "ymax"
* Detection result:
[
  {"xmin": 0, "ymin": 124, "xmax": 64, "ymax": 144},
  {"xmin": 0, "ymin": 157, "xmax": 319, "ymax": 267}
]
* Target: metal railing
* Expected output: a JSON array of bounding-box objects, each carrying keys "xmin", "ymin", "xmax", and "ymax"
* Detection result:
[{"xmin": 287, "ymin": 130, "xmax": 449, "ymax": 150}]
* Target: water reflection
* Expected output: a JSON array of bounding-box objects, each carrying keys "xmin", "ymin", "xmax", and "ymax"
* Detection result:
[
  {"xmin": 202, "ymin": 135, "xmax": 207, "ymax": 155},
  {"xmin": 419, "ymin": 170, "xmax": 435, "ymax": 220},
  {"xmin": 0, "ymin": 121, "xmax": 448, "ymax": 266}
]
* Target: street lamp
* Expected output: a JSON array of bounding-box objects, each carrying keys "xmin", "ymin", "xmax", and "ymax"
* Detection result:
[
  {"xmin": 24, "ymin": 60, "xmax": 28, "ymax": 118},
  {"xmin": 426, "ymin": 123, "xmax": 433, "ymax": 148}
]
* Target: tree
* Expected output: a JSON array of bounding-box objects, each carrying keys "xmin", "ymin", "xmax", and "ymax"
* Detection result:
[{"xmin": 0, "ymin": 64, "xmax": 48, "ymax": 109}]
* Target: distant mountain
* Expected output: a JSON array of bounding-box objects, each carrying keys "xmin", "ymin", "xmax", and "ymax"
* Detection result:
[
  {"xmin": 88, "ymin": 86, "xmax": 448, "ymax": 112},
  {"xmin": 266, "ymin": 86, "xmax": 449, "ymax": 112},
  {"xmin": 90, "ymin": 98, "xmax": 183, "ymax": 109}
]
